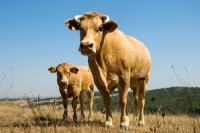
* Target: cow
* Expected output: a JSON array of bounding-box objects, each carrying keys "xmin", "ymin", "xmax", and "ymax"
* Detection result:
[
  {"xmin": 65, "ymin": 12, "xmax": 151, "ymax": 130},
  {"xmin": 48, "ymin": 62, "xmax": 94, "ymax": 123}
]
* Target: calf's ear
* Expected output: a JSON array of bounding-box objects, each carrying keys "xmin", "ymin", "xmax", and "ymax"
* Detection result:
[
  {"xmin": 102, "ymin": 21, "xmax": 118, "ymax": 33},
  {"xmin": 70, "ymin": 67, "xmax": 79, "ymax": 74},
  {"xmin": 65, "ymin": 19, "xmax": 80, "ymax": 31},
  {"xmin": 48, "ymin": 67, "xmax": 57, "ymax": 73}
]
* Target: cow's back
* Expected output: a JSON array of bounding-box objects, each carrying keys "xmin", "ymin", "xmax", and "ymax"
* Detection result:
[
  {"xmin": 101, "ymin": 29, "xmax": 151, "ymax": 84},
  {"xmin": 104, "ymin": 30, "xmax": 150, "ymax": 66},
  {"xmin": 126, "ymin": 35, "xmax": 151, "ymax": 76}
]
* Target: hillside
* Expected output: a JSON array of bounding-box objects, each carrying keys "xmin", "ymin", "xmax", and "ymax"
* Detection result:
[
  {"xmin": 95, "ymin": 86, "xmax": 200, "ymax": 114},
  {"xmin": 1, "ymin": 86, "xmax": 200, "ymax": 114},
  {"xmin": 145, "ymin": 86, "xmax": 200, "ymax": 114}
]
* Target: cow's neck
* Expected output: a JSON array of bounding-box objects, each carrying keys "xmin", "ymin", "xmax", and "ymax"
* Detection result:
[
  {"xmin": 87, "ymin": 30, "xmax": 121, "ymax": 89},
  {"xmin": 88, "ymin": 51, "xmax": 108, "ymax": 87},
  {"xmin": 89, "ymin": 51, "xmax": 106, "ymax": 71}
]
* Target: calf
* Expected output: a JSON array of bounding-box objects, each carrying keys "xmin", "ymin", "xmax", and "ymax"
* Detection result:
[{"xmin": 48, "ymin": 62, "xmax": 94, "ymax": 122}]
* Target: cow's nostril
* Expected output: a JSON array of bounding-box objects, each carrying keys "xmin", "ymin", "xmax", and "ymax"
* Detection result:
[
  {"xmin": 80, "ymin": 43, "xmax": 84, "ymax": 48},
  {"xmin": 88, "ymin": 43, "xmax": 93, "ymax": 48},
  {"xmin": 80, "ymin": 42, "xmax": 93, "ymax": 49}
]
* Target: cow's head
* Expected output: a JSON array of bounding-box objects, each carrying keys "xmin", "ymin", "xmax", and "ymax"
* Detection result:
[
  {"xmin": 65, "ymin": 12, "xmax": 118, "ymax": 58},
  {"xmin": 48, "ymin": 63, "xmax": 79, "ymax": 86}
]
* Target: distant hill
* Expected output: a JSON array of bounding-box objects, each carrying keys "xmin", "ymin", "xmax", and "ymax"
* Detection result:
[
  {"xmin": 144, "ymin": 86, "xmax": 200, "ymax": 114},
  {"xmin": 94, "ymin": 86, "xmax": 200, "ymax": 114},
  {"xmin": 1, "ymin": 86, "xmax": 200, "ymax": 114}
]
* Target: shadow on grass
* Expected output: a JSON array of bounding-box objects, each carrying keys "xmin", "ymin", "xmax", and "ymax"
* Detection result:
[{"xmin": 9, "ymin": 115, "xmax": 105, "ymax": 128}]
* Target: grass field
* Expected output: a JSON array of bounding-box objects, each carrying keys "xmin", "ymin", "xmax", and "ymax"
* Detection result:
[{"xmin": 0, "ymin": 100, "xmax": 199, "ymax": 133}]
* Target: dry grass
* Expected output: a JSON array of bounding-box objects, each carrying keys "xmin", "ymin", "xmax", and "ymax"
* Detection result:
[{"xmin": 0, "ymin": 101, "xmax": 200, "ymax": 133}]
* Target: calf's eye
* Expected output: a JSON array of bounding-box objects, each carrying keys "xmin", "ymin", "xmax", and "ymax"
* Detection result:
[
  {"xmin": 68, "ymin": 72, "xmax": 70, "ymax": 76},
  {"xmin": 99, "ymin": 25, "xmax": 103, "ymax": 31}
]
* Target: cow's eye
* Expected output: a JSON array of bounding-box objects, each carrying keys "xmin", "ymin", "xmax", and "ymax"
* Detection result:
[{"xmin": 99, "ymin": 25, "xmax": 103, "ymax": 31}]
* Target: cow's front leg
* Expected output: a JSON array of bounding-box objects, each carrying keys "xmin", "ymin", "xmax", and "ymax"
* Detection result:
[
  {"xmin": 95, "ymin": 80, "xmax": 112, "ymax": 127},
  {"xmin": 118, "ymin": 81, "xmax": 130, "ymax": 130},
  {"xmin": 103, "ymin": 92, "xmax": 112, "ymax": 128},
  {"xmin": 97, "ymin": 86, "xmax": 112, "ymax": 127},
  {"xmin": 87, "ymin": 89, "xmax": 94, "ymax": 121},
  {"xmin": 72, "ymin": 96, "xmax": 78, "ymax": 123}
]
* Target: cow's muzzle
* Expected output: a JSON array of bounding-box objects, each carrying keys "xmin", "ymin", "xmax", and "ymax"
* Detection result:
[{"xmin": 79, "ymin": 42, "xmax": 94, "ymax": 54}]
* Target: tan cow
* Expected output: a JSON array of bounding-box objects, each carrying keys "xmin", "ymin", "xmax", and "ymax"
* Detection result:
[
  {"xmin": 65, "ymin": 12, "xmax": 151, "ymax": 130},
  {"xmin": 48, "ymin": 62, "xmax": 94, "ymax": 123}
]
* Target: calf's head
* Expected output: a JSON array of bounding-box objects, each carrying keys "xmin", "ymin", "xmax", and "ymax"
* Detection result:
[
  {"xmin": 48, "ymin": 63, "xmax": 79, "ymax": 86},
  {"xmin": 65, "ymin": 12, "xmax": 118, "ymax": 58}
]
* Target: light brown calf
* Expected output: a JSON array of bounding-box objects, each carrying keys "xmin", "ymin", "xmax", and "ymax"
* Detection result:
[
  {"xmin": 65, "ymin": 12, "xmax": 151, "ymax": 130},
  {"xmin": 48, "ymin": 62, "xmax": 94, "ymax": 122}
]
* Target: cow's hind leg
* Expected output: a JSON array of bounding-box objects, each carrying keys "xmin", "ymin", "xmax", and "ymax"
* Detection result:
[
  {"xmin": 132, "ymin": 87, "xmax": 139, "ymax": 119},
  {"xmin": 118, "ymin": 75, "xmax": 130, "ymax": 131},
  {"xmin": 136, "ymin": 77, "xmax": 149, "ymax": 126}
]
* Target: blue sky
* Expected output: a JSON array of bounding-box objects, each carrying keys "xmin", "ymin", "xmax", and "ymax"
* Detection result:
[{"xmin": 0, "ymin": 0, "xmax": 200, "ymax": 98}]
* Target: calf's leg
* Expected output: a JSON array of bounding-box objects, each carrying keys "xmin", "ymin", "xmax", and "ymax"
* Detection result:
[
  {"xmin": 60, "ymin": 87, "xmax": 68, "ymax": 121},
  {"xmin": 72, "ymin": 96, "xmax": 78, "ymax": 123},
  {"xmin": 62, "ymin": 96, "xmax": 68, "ymax": 121},
  {"xmin": 79, "ymin": 92, "xmax": 85, "ymax": 120}
]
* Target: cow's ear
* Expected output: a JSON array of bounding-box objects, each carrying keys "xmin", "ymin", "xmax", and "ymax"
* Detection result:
[
  {"xmin": 102, "ymin": 21, "xmax": 118, "ymax": 33},
  {"xmin": 70, "ymin": 67, "xmax": 79, "ymax": 74},
  {"xmin": 65, "ymin": 19, "xmax": 80, "ymax": 31},
  {"xmin": 48, "ymin": 67, "xmax": 57, "ymax": 73}
]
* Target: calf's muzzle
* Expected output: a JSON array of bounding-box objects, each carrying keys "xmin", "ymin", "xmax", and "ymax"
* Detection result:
[{"xmin": 60, "ymin": 80, "xmax": 68, "ymax": 86}]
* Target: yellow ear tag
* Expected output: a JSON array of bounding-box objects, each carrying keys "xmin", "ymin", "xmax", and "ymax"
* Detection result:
[{"xmin": 71, "ymin": 26, "xmax": 76, "ymax": 31}]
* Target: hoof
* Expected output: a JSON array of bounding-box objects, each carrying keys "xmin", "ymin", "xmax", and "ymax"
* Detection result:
[
  {"xmin": 138, "ymin": 124, "xmax": 145, "ymax": 127},
  {"xmin": 138, "ymin": 121, "xmax": 145, "ymax": 127},
  {"xmin": 88, "ymin": 118, "xmax": 93, "ymax": 122},
  {"xmin": 73, "ymin": 119, "xmax": 78, "ymax": 124},
  {"xmin": 88, "ymin": 121, "xmax": 94, "ymax": 125},
  {"xmin": 106, "ymin": 125, "xmax": 111, "ymax": 129},
  {"xmin": 105, "ymin": 121, "xmax": 112, "ymax": 129},
  {"xmin": 120, "ymin": 125, "xmax": 129, "ymax": 131},
  {"xmin": 105, "ymin": 124, "xmax": 112, "ymax": 129},
  {"xmin": 63, "ymin": 118, "xmax": 68, "ymax": 122},
  {"xmin": 63, "ymin": 115, "xmax": 68, "ymax": 122}
]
